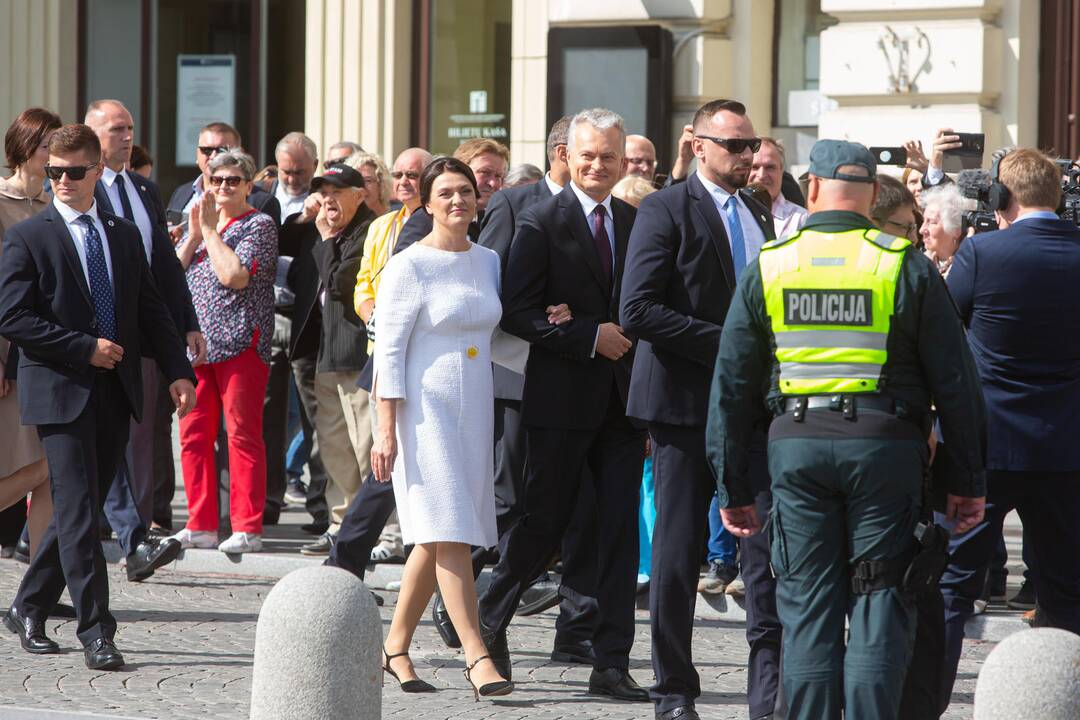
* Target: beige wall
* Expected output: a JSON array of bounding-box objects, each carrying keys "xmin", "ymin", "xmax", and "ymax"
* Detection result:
[
  {"xmin": 0, "ymin": 0, "xmax": 79, "ymax": 134},
  {"xmin": 304, "ymin": 0, "xmax": 413, "ymax": 165}
]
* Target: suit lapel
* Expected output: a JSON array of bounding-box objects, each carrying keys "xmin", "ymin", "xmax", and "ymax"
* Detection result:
[
  {"xmin": 101, "ymin": 213, "xmax": 126, "ymax": 300},
  {"xmin": 94, "ymin": 181, "xmax": 115, "ymax": 215},
  {"xmin": 688, "ymin": 174, "xmax": 737, "ymax": 289},
  {"xmin": 612, "ymin": 197, "xmax": 633, "ymax": 295},
  {"xmin": 45, "ymin": 205, "xmax": 94, "ymax": 306},
  {"xmin": 558, "ymin": 187, "xmax": 608, "ymax": 292}
]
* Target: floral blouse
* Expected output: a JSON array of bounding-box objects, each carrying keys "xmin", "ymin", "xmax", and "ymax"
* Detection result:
[{"xmin": 184, "ymin": 210, "xmax": 277, "ymax": 364}]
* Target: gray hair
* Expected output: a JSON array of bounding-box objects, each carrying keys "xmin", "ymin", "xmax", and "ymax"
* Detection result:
[
  {"xmin": 275, "ymin": 131, "xmax": 318, "ymax": 164},
  {"xmin": 327, "ymin": 140, "xmax": 364, "ymax": 160},
  {"xmin": 345, "ymin": 151, "xmax": 391, "ymax": 206},
  {"xmin": 208, "ymin": 149, "xmax": 257, "ymax": 182},
  {"xmin": 567, "ymin": 108, "xmax": 626, "ymax": 153},
  {"xmin": 506, "ymin": 163, "xmax": 544, "ymax": 188},
  {"xmin": 920, "ymin": 183, "xmax": 966, "ymax": 235},
  {"xmin": 547, "ymin": 116, "xmax": 572, "ymax": 163}
]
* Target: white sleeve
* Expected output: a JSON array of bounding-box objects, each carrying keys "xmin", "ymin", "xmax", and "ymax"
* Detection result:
[{"xmin": 372, "ymin": 255, "xmax": 422, "ymax": 400}]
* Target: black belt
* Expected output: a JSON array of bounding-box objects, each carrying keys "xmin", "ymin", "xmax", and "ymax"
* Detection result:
[{"xmin": 782, "ymin": 394, "xmax": 896, "ymax": 422}]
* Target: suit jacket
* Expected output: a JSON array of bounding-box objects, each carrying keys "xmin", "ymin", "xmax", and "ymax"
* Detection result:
[
  {"xmin": 167, "ymin": 176, "xmax": 281, "ymax": 227},
  {"xmin": 393, "ymin": 207, "xmax": 482, "ymax": 255},
  {"xmin": 288, "ymin": 207, "xmax": 375, "ymax": 373},
  {"xmin": 947, "ymin": 216, "xmax": 1080, "ymax": 471},
  {"xmin": 620, "ymin": 173, "xmax": 775, "ymax": 426},
  {"xmin": 501, "ymin": 185, "xmax": 636, "ymax": 430},
  {"xmin": 478, "ymin": 180, "xmax": 556, "ymax": 400},
  {"xmin": 0, "ymin": 204, "xmax": 195, "ymax": 425},
  {"xmin": 94, "ymin": 174, "xmax": 200, "ymax": 341}
]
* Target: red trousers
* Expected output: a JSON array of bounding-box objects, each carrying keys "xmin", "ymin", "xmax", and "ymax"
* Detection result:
[{"xmin": 179, "ymin": 347, "xmax": 269, "ymax": 534}]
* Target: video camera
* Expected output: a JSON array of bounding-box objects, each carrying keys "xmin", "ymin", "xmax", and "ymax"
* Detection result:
[
  {"xmin": 1054, "ymin": 159, "xmax": 1080, "ymax": 226},
  {"xmin": 955, "ymin": 170, "xmax": 997, "ymax": 235}
]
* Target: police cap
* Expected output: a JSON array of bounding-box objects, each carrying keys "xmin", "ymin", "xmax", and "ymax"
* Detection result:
[{"xmin": 808, "ymin": 139, "xmax": 877, "ymax": 183}]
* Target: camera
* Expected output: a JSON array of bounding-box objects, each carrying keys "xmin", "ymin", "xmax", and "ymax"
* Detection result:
[
  {"xmin": 955, "ymin": 169, "xmax": 997, "ymax": 235},
  {"xmin": 1055, "ymin": 159, "xmax": 1080, "ymax": 226}
]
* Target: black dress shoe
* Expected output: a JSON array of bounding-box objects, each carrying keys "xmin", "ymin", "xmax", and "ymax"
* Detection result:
[
  {"xmin": 145, "ymin": 526, "xmax": 171, "ymax": 543},
  {"xmin": 517, "ymin": 578, "xmax": 561, "ymax": 616},
  {"xmin": 84, "ymin": 637, "xmax": 124, "ymax": 670},
  {"xmin": 657, "ymin": 706, "xmax": 700, "ymax": 720},
  {"xmin": 480, "ymin": 623, "xmax": 511, "ymax": 682},
  {"xmin": 126, "ymin": 538, "xmax": 182, "ymax": 582},
  {"xmin": 431, "ymin": 591, "xmax": 461, "ymax": 648},
  {"xmin": 14, "ymin": 538, "xmax": 29, "ymax": 564},
  {"xmin": 588, "ymin": 667, "xmax": 649, "ymax": 702},
  {"xmin": 550, "ymin": 638, "xmax": 595, "ymax": 665},
  {"xmin": 4, "ymin": 607, "xmax": 59, "ymax": 654}
]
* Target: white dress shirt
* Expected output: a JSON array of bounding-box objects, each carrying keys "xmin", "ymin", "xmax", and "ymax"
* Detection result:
[
  {"xmin": 274, "ymin": 182, "xmax": 308, "ymax": 224},
  {"xmin": 568, "ymin": 181, "xmax": 616, "ymax": 357},
  {"xmin": 101, "ymin": 166, "xmax": 154, "ymax": 262},
  {"xmin": 772, "ymin": 195, "xmax": 809, "ymax": 240},
  {"xmin": 53, "ymin": 196, "xmax": 114, "ymax": 286},
  {"xmin": 696, "ymin": 171, "xmax": 767, "ymax": 266},
  {"xmin": 544, "ymin": 173, "xmax": 563, "ymax": 197}
]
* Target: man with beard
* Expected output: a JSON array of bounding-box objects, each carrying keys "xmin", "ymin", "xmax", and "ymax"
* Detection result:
[{"xmin": 621, "ymin": 99, "xmax": 780, "ymax": 720}]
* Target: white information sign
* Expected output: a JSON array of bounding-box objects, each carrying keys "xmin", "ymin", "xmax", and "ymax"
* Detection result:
[{"xmin": 176, "ymin": 55, "xmax": 236, "ymax": 166}]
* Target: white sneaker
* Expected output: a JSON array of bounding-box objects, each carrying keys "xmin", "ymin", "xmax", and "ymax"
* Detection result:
[
  {"xmin": 218, "ymin": 532, "xmax": 262, "ymax": 554},
  {"xmin": 171, "ymin": 528, "xmax": 218, "ymax": 549}
]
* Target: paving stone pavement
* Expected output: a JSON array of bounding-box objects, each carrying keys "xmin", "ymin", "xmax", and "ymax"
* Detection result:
[{"xmin": 0, "ymin": 560, "xmax": 993, "ymax": 719}]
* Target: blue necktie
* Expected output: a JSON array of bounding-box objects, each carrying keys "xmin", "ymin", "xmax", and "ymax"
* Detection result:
[
  {"xmin": 78, "ymin": 215, "xmax": 117, "ymax": 342},
  {"xmin": 113, "ymin": 173, "xmax": 135, "ymax": 221},
  {"xmin": 724, "ymin": 195, "xmax": 747, "ymax": 281}
]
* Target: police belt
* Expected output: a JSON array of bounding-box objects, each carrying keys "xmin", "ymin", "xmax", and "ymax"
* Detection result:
[{"xmin": 782, "ymin": 394, "xmax": 896, "ymax": 422}]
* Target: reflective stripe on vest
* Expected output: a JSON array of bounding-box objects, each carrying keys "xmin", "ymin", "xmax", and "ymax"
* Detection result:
[{"xmin": 759, "ymin": 227, "xmax": 910, "ymax": 395}]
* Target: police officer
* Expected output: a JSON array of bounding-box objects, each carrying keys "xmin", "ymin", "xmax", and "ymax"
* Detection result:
[{"xmin": 705, "ymin": 139, "xmax": 987, "ymax": 720}]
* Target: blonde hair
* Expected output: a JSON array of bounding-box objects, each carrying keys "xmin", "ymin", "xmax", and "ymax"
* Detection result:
[
  {"xmin": 453, "ymin": 138, "xmax": 510, "ymax": 168},
  {"xmin": 345, "ymin": 151, "xmax": 391, "ymax": 206},
  {"xmin": 999, "ymin": 149, "xmax": 1062, "ymax": 210},
  {"xmin": 612, "ymin": 175, "xmax": 657, "ymax": 208}
]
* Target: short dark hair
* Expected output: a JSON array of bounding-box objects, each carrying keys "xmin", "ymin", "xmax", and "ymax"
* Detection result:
[
  {"xmin": 870, "ymin": 174, "xmax": 915, "ymax": 228},
  {"xmin": 419, "ymin": 156, "xmax": 479, "ymax": 207},
  {"xmin": 48, "ymin": 124, "xmax": 102, "ymax": 162},
  {"xmin": 5, "ymin": 107, "xmax": 63, "ymax": 169},
  {"xmin": 692, "ymin": 99, "xmax": 747, "ymax": 132},
  {"xmin": 546, "ymin": 115, "xmax": 572, "ymax": 163},
  {"xmin": 199, "ymin": 121, "xmax": 241, "ymax": 147},
  {"xmin": 130, "ymin": 144, "xmax": 152, "ymax": 170}
]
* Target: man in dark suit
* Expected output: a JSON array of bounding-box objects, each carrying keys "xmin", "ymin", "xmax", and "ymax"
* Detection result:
[
  {"xmin": 937, "ymin": 148, "xmax": 1080, "ymax": 709},
  {"xmin": 478, "ymin": 108, "xmax": 648, "ymax": 701},
  {"xmin": 621, "ymin": 99, "xmax": 780, "ymax": 720},
  {"xmin": 85, "ymin": 99, "xmax": 199, "ymax": 581},
  {"xmin": 0, "ymin": 124, "xmax": 195, "ymax": 670}
]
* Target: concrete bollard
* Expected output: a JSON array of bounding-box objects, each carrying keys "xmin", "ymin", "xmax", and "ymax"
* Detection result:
[
  {"xmin": 250, "ymin": 565, "xmax": 382, "ymax": 720},
  {"xmin": 974, "ymin": 627, "xmax": 1080, "ymax": 719}
]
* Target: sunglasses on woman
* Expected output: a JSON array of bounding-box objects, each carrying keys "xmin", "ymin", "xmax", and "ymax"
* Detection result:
[
  {"xmin": 208, "ymin": 175, "xmax": 246, "ymax": 188},
  {"xmin": 44, "ymin": 164, "xmax": 97, "ymax": 181},
  {"xmin": 696, "ymin": 136, "xmax": 763, "ymax": 154}
]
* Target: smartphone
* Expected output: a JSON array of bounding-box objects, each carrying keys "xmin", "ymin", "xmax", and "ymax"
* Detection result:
[
  {"xmin": 942, "ymin": 132, "xmax": 985, "ymax": 173},
  {"xmin": 869, "ymin": 147, "xmax": 908, "ymax": 167}
]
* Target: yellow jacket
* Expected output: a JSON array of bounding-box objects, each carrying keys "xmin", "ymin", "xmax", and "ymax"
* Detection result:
[{"xmin": 355, "ymin": 206, "xmax": 410, "ymax": 353}]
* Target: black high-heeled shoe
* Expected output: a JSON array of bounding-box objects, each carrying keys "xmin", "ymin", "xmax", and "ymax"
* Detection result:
[
  {"xmin": 463, "ymin": 654, "xmax": 513, "ymax": 701},
  {"xmin": 383, "ymin": 648, "xmax": 436, "ymax": 693}
]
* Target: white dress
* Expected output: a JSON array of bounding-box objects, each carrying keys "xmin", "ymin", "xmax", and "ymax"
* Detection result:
[{"xmin": 374, "ymin": 242, "xmax": 502, "ymax": 547}]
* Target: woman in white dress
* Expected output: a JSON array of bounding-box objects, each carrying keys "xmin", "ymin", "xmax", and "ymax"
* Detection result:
[{"xmin": 371, "ymin": 157, "xmax": 512, "ymax": 700}]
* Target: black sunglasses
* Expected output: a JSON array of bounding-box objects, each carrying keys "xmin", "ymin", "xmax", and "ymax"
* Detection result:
[
  {"xmin": 44, "ymin": 164, "xmax": 97, "ymax": 181},
  {"xmin": 696, "ymin": 136, "xmax": 762, "ymax": 154},
  {"xmin": 209, "ymin": 175, "xmax": 246, "ymax": 188},
  {"xmin": 199, "ymin": 145, "xmax": 231, "ymax": 158},
  {"xmin": 390, "ymin": 170, "xmax": 420, "ymax": 181}
]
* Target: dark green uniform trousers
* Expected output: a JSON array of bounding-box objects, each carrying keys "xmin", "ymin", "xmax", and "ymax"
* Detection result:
[{"xmin": 767, "ymin": 416, "xmax": 925, "ymax": 720}]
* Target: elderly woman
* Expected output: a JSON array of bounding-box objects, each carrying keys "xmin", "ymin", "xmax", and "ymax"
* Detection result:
[
  {"xmin": 173, "ymin": 150, "xmax": 278, "ymax": 554},
  {"xmin": 920, "ymin": 183, "xmax": 966, "ymax": 275},
  {"xmin": 347, "ymin": 151, "xmax": 392, "ymax": 217},
  {"xmin": 0, "ymin": 107, "xmax": 62, "ymax": 556}
]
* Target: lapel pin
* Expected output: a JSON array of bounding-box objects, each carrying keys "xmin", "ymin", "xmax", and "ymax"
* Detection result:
[
  {"xmin": 108, "ymin": 220, "xmax": 115, "ymax": 227},
  {"xmin": 140, "ymin": 186, "xmax": 146, "ymax": 192}
]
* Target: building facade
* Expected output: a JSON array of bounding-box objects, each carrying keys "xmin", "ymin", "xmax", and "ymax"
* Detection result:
[{"xmin": 0, "ymin": 0, "xmax": 1068, "ymax": 186}]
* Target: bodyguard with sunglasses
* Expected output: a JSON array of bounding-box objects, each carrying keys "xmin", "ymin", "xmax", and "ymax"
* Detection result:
[
  {"xmin": 0, "ymin": 124, "xmax": 196, "ymax": 670},
  {"xmin": 620, "ymin": 99, "xmax": 778, "ymax": 720}
]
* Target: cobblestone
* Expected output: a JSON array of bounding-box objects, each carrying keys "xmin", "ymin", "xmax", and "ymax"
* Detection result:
[{"xmin": 0, "ymin": 560, "xmax": 992, "ymax": 719}]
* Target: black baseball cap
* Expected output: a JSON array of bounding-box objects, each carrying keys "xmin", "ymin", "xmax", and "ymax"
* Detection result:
[
  {"xmin": 808, "ymin": 139, "xmax": 877, "ymax": 183},
  {"xmin": 311, "ymin": 162, "xmax": 364, "ymax": 191}
]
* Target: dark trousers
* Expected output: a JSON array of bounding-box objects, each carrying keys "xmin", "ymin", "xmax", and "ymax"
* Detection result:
[
  {"xmin": 292, "ymin": 355, "xmax": 329, "ymax": 523},
  {"xmin": 744, "ymin": 483, "xmax": 784, "ymax": 718},
  {"xmin": 152, "ymin": 370, "xmax": 177, "ymax": 528},
  {"xmin": 262, "ymin": 312, "xmax": 292, "ymax": 510},
  {"xmin": 16, "ymin": 372, "xmax": 129, "ymax": 645},
  {"xmin": 328, "ymin": 471, "xmax": 395, "ymax": 579},
  {"xmin": 480, "ymin": 392, "xmax": 645, "ymax": 670},
  {"xmin": 937, "ymin": 469, "xmax": 1080, "ymax": 712}
]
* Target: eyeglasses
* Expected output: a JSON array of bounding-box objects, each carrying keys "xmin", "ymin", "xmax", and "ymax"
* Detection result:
[
  {"xmin": 390, "ymin": 170, "xmax": 420, "ymax": 181},
  {"xmin": 44, "ymin": 164, "xmax": 97, "ymax": 181},
  {"xmin": 209, "ymin": 175, "xmax": 246, "ymax": 188},
  {"xmin": 696, "ymin": 136, "xmax": 762, "ymax": 154},
  {"xmin": 884, "ymin": 219, "xmax": 918, "ymax": 237},
  {"xmin": 199, "ymin": 145, "xmax": 230, "ymax": 158}
]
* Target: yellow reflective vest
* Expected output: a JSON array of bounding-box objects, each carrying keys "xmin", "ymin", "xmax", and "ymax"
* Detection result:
[{"xmin": 758, "ymin": 227, "xmax": 910, "ymax": 395}]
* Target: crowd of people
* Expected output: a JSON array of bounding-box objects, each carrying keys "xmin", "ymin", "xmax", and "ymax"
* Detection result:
[{"xmin": 0, "ymin": 92, "xmax": 1078, "ymax": 720}]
